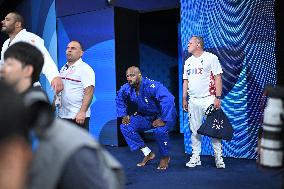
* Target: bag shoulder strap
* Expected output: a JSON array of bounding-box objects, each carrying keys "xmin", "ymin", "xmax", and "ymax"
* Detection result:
[{"xmin": 205, "ymin": 104, "xmax": 215, "ymax": 115}]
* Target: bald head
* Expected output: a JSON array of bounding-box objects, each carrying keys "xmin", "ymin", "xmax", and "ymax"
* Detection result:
[
  {"xmin": 126, "ymin": 66, "xmax": 141, "ymax": 75},
  {"xmin": 126, "ymin": 66, "xmax": 142, "ymax": 88},
  {"xmin": 66, "ymin": 40, "xmax": 84, "ymax": 64}
]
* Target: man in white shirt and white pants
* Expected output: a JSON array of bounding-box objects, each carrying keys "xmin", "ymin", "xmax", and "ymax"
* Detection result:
[
  {"xmin": 182, "ymin": 35, "xmax": 226, "ymax": 169},
  {"xmin": 1, "ymin": 12, "xmax": 63, "ymax": 93}
]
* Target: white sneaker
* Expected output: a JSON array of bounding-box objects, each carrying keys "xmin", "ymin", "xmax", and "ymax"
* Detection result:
[
  {"xmin": 186, "ymin": 155, "xmax": 201, "ymax": 168},
  {"xmin": 215, "ymin": 156, "xmax": 225, "ymax": 168}
]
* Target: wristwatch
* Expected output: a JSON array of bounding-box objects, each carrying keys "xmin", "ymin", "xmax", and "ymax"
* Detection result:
[{"xmin": 215, "ymin": 96, "xmax": 222, "ymax": 100}]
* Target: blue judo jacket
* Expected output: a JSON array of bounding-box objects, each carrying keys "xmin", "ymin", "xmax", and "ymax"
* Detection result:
[{"xmin": 116, "ymin": 77, "xmax": 176, "ymax": 122}]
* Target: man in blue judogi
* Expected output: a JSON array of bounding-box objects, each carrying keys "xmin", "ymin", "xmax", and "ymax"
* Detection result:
[{"xmin": 116, "ymin": 66, "xmax": 176, "ymax": 170}]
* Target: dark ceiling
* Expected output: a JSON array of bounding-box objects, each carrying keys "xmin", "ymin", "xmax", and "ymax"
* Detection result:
[
  {"xmin": 0, "ymin": 0, "xmax": 180, "ymax": 15},
  {"xmin": 0, "ymin": 0, "xmax": 25, "ymax": 19},
  {"xmin": 112, "ymin": 0, "xmax": 180, "ymax": 12}
]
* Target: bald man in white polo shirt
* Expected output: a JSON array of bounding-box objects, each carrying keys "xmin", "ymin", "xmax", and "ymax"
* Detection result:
[{"xmin": 57, "ymin": 40, "xmax": 95, "ymax": 130}]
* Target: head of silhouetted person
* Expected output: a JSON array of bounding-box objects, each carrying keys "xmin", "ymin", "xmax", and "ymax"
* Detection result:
[
  {"xmin": 1, "ymin": 42, "xmax": 44, "ymax": 92},
  {"xmin": 0, "ymin": 81, "xmax": 31, "ymax": 189},
  {"xmin": 0, "ymin": 81, "xmax": 29, "ymax": 142}
]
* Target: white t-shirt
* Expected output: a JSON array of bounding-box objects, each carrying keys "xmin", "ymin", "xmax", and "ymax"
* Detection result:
[
  {"xmin": 0, "ymin": 29, "xmax": 60, "ymax": 83},
  {"xmin": 183, "ymin": 51, "xmax": 223, "ymax": 98},
  {"xmin": 58, "ymin": 58, "xmax": 95, "ymax": 119}
]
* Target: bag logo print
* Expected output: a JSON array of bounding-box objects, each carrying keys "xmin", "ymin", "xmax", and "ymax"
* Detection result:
[
  {"xmin": 212, "ymin": 118, "xmax": 224, "ymax": 130},
  {"xmin": 197, "ymin": 104, "xmax": 234, "ymax": 141}
]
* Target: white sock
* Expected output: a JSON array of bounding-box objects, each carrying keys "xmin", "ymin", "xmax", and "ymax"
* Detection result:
[{"xmin": 141, "ymin": 146, "xmax": 151, "ymax": 156}]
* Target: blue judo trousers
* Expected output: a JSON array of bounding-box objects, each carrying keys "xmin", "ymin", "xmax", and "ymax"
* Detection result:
[{"xmin": 116, "ymin": 77, "xmax": 177, "ymax": 157}]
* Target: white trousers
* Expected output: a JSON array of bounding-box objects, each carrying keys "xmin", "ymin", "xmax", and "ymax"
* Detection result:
[{"xmin": 188, "ymin": 96, "xmax": 222, "ymax": 156}]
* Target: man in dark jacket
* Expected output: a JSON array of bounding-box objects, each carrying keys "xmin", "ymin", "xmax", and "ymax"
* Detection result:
[{"xmin": 0, "ymin": 81, "xmax": 32, "ymax": 189}]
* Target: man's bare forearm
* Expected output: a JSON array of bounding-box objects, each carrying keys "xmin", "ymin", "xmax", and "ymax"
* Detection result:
[
  {"xmin": 80, "ymin": 86, "xmax": 94, "ymax": 113},
  {"xmin": 183, "ymin": 80, "xmax": 188, "ymax": 99},
  {"xmin": 214, "ymin": 74, "xmax": 222, "ymax": 96}
]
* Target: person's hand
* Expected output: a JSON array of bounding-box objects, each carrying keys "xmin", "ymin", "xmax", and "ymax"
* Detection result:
[
  {"xmin": 75, "ymin": 111, "xmax": 86, "ymax": 125},
  {"xmin": 122, "ymin": 115, "xmax": 130, "ymax": 125},
  {"xmin": 51, "ymin": 77, "xmax": 64, "ymax": 94},
  {"xmin": 182, "ymin": 97, "xmax": 188, "ymax": 112},
  {"xmin": 214, "ymin": 98, "xmax": 221, "ymax": 109},
  {"xmin": 152, "ymin": 119, "xmax": 165, "ymax": 127}
]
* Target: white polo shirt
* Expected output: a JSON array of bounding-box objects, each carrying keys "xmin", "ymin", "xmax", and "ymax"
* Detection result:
[
  {"xmin": 183, "ymin": 51, "xmax": 223, "ymax": 98},
  {"xmin": 58, "ymin": 58, "xmax": 95, "ymax": 119}
]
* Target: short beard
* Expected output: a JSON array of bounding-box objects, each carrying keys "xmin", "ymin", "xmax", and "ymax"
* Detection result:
[
  {"xmin": 129, "ymin": 82, "xmax": 135, "ymax": 87},
  {"xmin": 129, "ymin": 81, "xmax": 139, "ymax": 88},
  {"xmin": 1, "ymin": 27, "xmax": 12, "ymax": 34},
  {"xmin": 66, "ymin": 57, "xmax": 75, "ymax": 63},
  {"xmin": 1, "ymin": 28, "xmax": 7, "ymax": 33}
]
